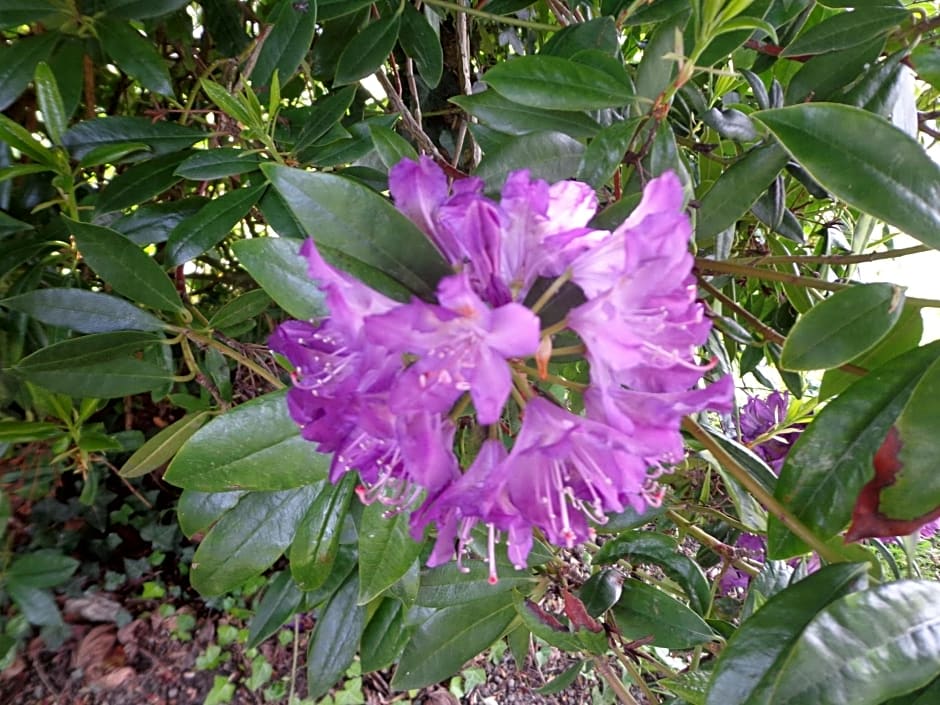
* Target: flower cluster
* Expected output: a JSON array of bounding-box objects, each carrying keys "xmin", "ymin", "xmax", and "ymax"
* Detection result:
[{"xmin": 271, "ymin": 157, "xmax": 731, "ymax": 580}]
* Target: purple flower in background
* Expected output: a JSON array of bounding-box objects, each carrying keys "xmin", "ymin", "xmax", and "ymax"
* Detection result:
[{"xmin": 739, "ymin": 391, "xmax": 804, "ymax": 473}]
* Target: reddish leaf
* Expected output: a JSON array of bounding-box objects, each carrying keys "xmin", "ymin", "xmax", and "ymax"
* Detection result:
[
  {"xmin": 562, "ymin": 589, "xmax": 603, "ymax": 633},
  {"xmin": 524, "ymin": 599, "xmax": 566, "ymax": 632},
  {"xmin": 846, "ymin": 428, "xmax": 940, "ymax": 541}
]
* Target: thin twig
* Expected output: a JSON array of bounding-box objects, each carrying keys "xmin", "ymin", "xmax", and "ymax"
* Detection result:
[
  {"xmin": 593, "ymin": 656, "xmax": 641, "ymax": 705},
  {"xmin": 732, "ymin": 244, "xmax": 929, "ymax": 266}
]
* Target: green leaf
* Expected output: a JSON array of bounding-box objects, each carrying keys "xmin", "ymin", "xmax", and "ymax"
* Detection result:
[
  {"xmin": 0, "ymin": 421, "xmax": 62, "ymax": 443},
  {"xmin": 536, "ymin": 660, "xmax": 586, "ymax": 695},
  {"xmin": 247, "ymin": 570, "xmax": 303, "ymax": 649},
  {"xmin": 111, "ymin": 198, "xmax": 207, "ymax": 245},
  {"xmin": 165, "ymin": 183, "xmax": 266, "ymax": 266},
  {"xmin": 881, "ymin": 356, "xmax": 940, "ymax": 518},
  {"xmin": 231, "ymin": 237, "xmax": 326, "ymax": 320},
  {"xmin": 7, "ymin": 550, "xmax": 79, "ymax": 588},
  {"xmin": 62, "ymin": 117, "xmax": 205, "ymax": 160},
  {"xmin": 780, "ymin": 283, "xmax": 905, "ymax": 370},
  {"xmin": 0, "ymin": 1, "xmax": 63, "ymax": 30},
  {"xmin": 768, "ymin": 581, "xmax": 940, "ymax": 705},
  {"xmin": 392, "ymin": 591, "xmax": 516, "ymax": 690},
  {"xmin": 367, "ymin": 123, "xmax": 418, "ymax": 171},
  {"xmin": 634, "ymin": 10, "xmax": 688, "ymax": 107},
  {"xmin": 542, "ymin": 16, "xmax": 620, "ymax": 58},
  {"xmin": 484, "ymin": 55, "xmax": 633, "ymax": 111},
  {"xmin": 399, "ymin": 4, "xmax": 443, "ymax": 88},
  {"xmin": 475, "ymin": 131, "xmax": 585, "ymax": 191},
  {"xmin": 334, "ymin": 14, "xmax": 401, "ymax": 85},
  {"xmin": 695, "ymin": 143, "xmax": 790, "ymax": 247},
  {"xmin": 299, "ymin": 543, "xmax": 358, "ymax": 608},
  {"xmin": 450, "ymin": 90, "xmax": 601, "ymax": 140},
  {"xmin": 358, "ymin": 502, "xmax": 422, "ymax": 604},
  {"xmin": 577, "ymin": 118, "xmax": 643, "ymax": 188},
  {"xmin": 768, "ymin": 341, "xmax": 940, "ymax": 558},
  {"xmin": 120, "ymin": 412, "xmax": 211, "ymax": 478},
  {"xmin": 174, "ymin": 148, "xmax": 263, "ymax": 180},
  {"xmin": 251, "ymin": 0, "xmax": 318, "ymax": 87},
  {"xmin": 177, "ymin": 489, "xmax": 245, "ymax": 538},
  {"xmin": 66, "ymin": 218, "xmax": 183, "ymax": 312},
  {"xmin": 0, "ymin": 210, "xmax": 33, "ymax": 237},
  {"xmin": 786, "ymin": 37, "xmax": 886, "ymax": 104},
  {"xmin": 207, "ymin": 289, "xmax": 272, "ymax": 330},
  {"xmin": 1, "ymin": 289, "xmax": 166, "ymax": 333},
  {"xmin": 782, "ymin": 7, "xmax": 909, "ymax": 57},
  {"xmin": 0, "ymin": 112, "xmax": 57, "ymax": 166},
  {"xmin": 289, "ymin": 475, "xmax": 355, "ymax": 591},
  {"xmin": 164, "ymin": 391, "xmax": 330, "ymax": 492},
  {"xmin": 201, "ymin": 0, "xmax": 250, "ymax": 57},
  {"xmin": 191, "ymin": 486, "xmax": 318, "ymax": 596},
  {"xmin": 756, "ymin": 104, "xmax": 940, "ymax": 250},
  {"xmin": 306, "ymin": 572, "xmax": 367, "ymax": 701},
  {"xmin": 261, "ymin": 164, "xmax": 449, "ymax": 298},
  {"xmin": 361, "ymin": 598, "xmax": 408, "ymax": 673},
  {"xmin": 911, "ymin": 45, "xmax": 940, "ymax": 92},
  {"xmin": 98, "ymin": 18, "xmax": 174, "ymax": 96},
  {"xmin": 77, "ymin": 143, "xmax": 151, "ymax": 168},
  {"xmin": 578, "ymin": 568, "xmax": 623, "ymax": 618},
  {"xmin": 291, "ymin": 86, "xmax": 357, "ymax": 154},
  {"xmin": 96, "ymin": 150, "xmax": 189, "ymax": 213},
  {"xmin": 611, "ymin": 579, "xmax": 716, "ymax": 649},
  {"xmin": 200, "ymin": 80, "xmax": 258, "ymax": 130},
  {"xmin": 416, "ymin": 561, "xmax": 535, "ymax": 608},
  {"xmin": 33, "ymin": 62, "xmax": 67, "ymax": 146},
  {"xmin": 100, "ymin": 0, "xmax": 191, "ymax": 19},
  {"xmin": 594, "ymin": 532, "xmax": 710, "ymax": 615},
  {"xmin": 705, "ymin": 563, "xmax": 869, "ymax": 705},
  {"xmin": 0, "ymin": 31, "xmax": 58, "ymax": 112},
  {"xmin": 317, "ymin": 0, "xmax": 373, "ymax": 20},
  {"xmin": 7, "ymin": 584, "xmax": 62, "ymax": 627}
]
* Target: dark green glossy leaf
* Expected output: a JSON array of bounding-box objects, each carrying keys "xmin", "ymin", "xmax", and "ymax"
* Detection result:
[
  {"xmin": 67, "ymin": 218, "xmax": 183, "ymax": 312},
  {"xmin": 110, "ymin": 198, "xmax": 207, "ymax": 245},
  {"xmin": 99, "ymin": 18, "xmax": 173, "ymax": 96},
  {"xmin": 911, "ymin": 45, "xmax": 940, "ymax": 92},
  {"xmin": 399, "ymin": 3, "xmax": 442, "ymax": 88},
  {"xmin": 96, "ymin": 150, "xmax": 189, "ymax": 213},
  {"xmin": 247, "ymin": 570, "xmax": 303, "ymax": 649},
  {"xmin": 881, "ymin": 357, "xmax": 940, "ymax": 518},
  {"xmin": 450, "ymin": 90, "xmax": 600, "ymax": 140},
  {"xmin": 13, "ymin": 331, "xmax": 173, "ymax": 398},
  {"xmin": 165, "ymin": 183, "xmax": 266, "ymax": 266},
  {"xmin": 177, "ymin": 489, "xmax": 245, "ymax": 538},
  {"xmin": 705, "ymin": 563, "xmax": 869, "ymax": 705},
  {"xmin": 0, "ymin": 113, "xmax": 56, "ymax": 166},
  {"xmin": 768, "ymin": 341, "xmax": 940, "ymax": 558},
  {"xmin": 786, "ymin": 38, "xmax": 885, "ymax": 104},
  {"xmin": 164, "ymin": 391, "xmax": 330, "ymax": 492},
  {"xmin": 78, "ymin": 143, "xmax": 151, "ymax": 168},
  {"xmin": 367, "ymin": 123, "xmax": 418, "ymax": 171},
  {"xmin": 317, "ymin": 0, "xmax": 373, "ymax": 19},
  {"xmin": 174, "ymin": 149, "xmax": 262, "ymax": 180},
  {"xmin": 62, "ymin": 117, "xmax": 205, "ymax": 160},
  {"xmin": 536, "ymin": 660, "xmax": 585, "ymax": 695},
  {"xmin": 207, "ymin": 289, "xmax": 272, "ymax": 330},
  {"xmin": 782, "ymin": 6, "xmax": 909, "ymax": 57},
  {"xmin": 358, "ymin": 502, "xmax": 422, "ymax": 605},
  {"xmin": 7, "ymin": 550, "xmax": 79, "ymax": 588},
  {"xmin": 768, "ymin": 581, "xmax": 940, "ymax": 705},
  {"xmin": 261, "ymin": 164, "xmax": 448, "ymax": 298},
  {"xmin": 635, "ymin": 10, "xmax": 688, "ymax": 107},
  {"xmin": 251, "ymin": 0, "xmax": 318, "ymax": 87},
  {"xmin": 416, "ymin": 560, "xmax": 534, "ymax": 608},
  {"xmin": 781, "ymin": 283, "xmax": 905, "ymax": 370},
  {"xmin": 0, "ymin": 210, "xmax": 32, "ymax": 237},
  {"xmin": 695, "ymin": 143, "xmax": 789, "ymax": 247},
  {"xmin": 191, "ymin": 486, "xmax": 318, "ymax": 595},
  {"xmin": 33, "ymin": 62, "xmax": 67, "ymax": 146},
  {"xmin": 361, "ymin": 599, "xmax": 408, "ymax": 673},
  {"xmin": 578, "ymin": 568, "xmax": 623, "ymax": 618},
  {"xmin": 392, "ymin": 591, "xmax": 516, "ymax": 690},
  {"xmin": 577, "ymin": 118, "xmax": 642, "ymax": 188},
  {"xmin": 475, "ymin": 131, "xmax": 584, "ymax": 191},
  {"xmin": 543, "ymin": 17, "xmax": 619, "ymax": 58},
  {"xmin": 334, "ymin": 15, "xmax": 401, "ymax": 86},
  {"xmin": 289, "ymin": 475, "xmax": 354, "ymax": 591},
  {"xmin": 595, "ymin": 532, "xmax": 710, "ymax": 615},
  {"xmin": 484, "ymin": 56, "xmax": 633, "ymax": 111},
  {"xmin": 292, "ymin": 87, "xmax": 357, "ymax": 154},
  {"xmin": 756, "ymin": 103, "xmax": 940, "ymax": 257},
  {"xmin": 101, "ymin": 0, "xmax": 190, "ymax": 19},
  {"xmin": 0, "ymin": 32, "xmax": 58, "ymax": 112},
  {"xmin": 0, "ymin": 1, "xmax": 63, "ymax": 30},
  {"xmin": 306, "ymin": 572, "xmax": 366, "ymax": 700},
  {"xmin": 0, "ymin": 421, "xmax": 62, "ymax": 443},
  {"xmin": 200, "ymin": 79, "xmax": 258, "ymax": 129},
  {"xmin": 1, "ymin": 289, "xmax": 165, "ymax": 333},
  {"xmin": 201, "ymin": 0, "xmax": 250, "ymax": 57},
  {"xmin": 120, "ymin": 412, "xmax": 211, "ymax": 478},
  {"xmin": 611, "ymin": 579, "xmax": 716, "ymax": 649},
  {"xmin": 231, "ymin": 237, "xmax": 327, "ymax": 320}
]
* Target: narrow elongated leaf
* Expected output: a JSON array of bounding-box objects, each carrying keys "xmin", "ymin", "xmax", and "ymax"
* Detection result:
[
  {"xmin": 200, "ymin": 80, "xmax": 258, "ymax": 129},
  {"xmin": 611, "ymin": 580, "xmax": 716, "ymax": 649},
  {"xmin": 101, "ymin": 0, "xmax": 191, "ymax": 19},
  {"xmin": 247, "ymin": 570, "xmax": 303, "ymax": 649},
  {"xmin": 34, "ymin": 62, "xmax": 67, "ymax": 146},
  {"xmin": 99, "ymin": 19, "xmax": 173, "ymax": 96},
  {"xmin": 392, "ymin": 592, "xmax": 516, "ymax": 690},
  {"xmin": 484, "ymin": 55, "xmax": 633, "ymax": 111},
  {"xmin": 577, "ymin": 118, "xmax": 643, "ymax": 188},
  {"xmin": 164, "ymin": 391, "xmax": 330, "ymax": 492},
  {"xmin": 0, "ymin": 211, "xmax": 32, "ymax": 237},
  {"xmin": 0, "ymin": 1, "xmax": 62, "ymax": 30},
  {"xmin": 62, "ymin": 117, "xmax": 205, "ymax": 159},
  {"xmin": 0, "ymin": 32, "xmax": 58, "ymax": 112},
  {"xmin": 334, "ymin": 15, "xmax": 401, "ymax": 85},
  {"xmin": 261, "ymin": 164, "xmax": 449, "ymax": 297},
  {"xmin": 0, "ymin": 421, "xmax": 62, "ymax": 443},
  {"xmin": 635, "ymin": 10, "xmax": 688, "ymax": 106},
  {"xmin": 174, "ymin": 148, "xmax": 262, "ymax": 180},
  {"xmin": 292, "ymin": 87, "xmax": 357, "ymax": 154},
  {"xmin": 768, "ymin": 341, "xmax": 940, "ymax": 558},
  {"xmin": 207, "ymin": 289, "xmax": 272, "ymax": 330},
  {"xmin": 96, "ymin": 150, "xmax": 189, "ymax": 212},
  {"xmin": 251, "ymin": 0, "xmax": 318, "ymax": 87},
  {"xmin": 165, "ymin": 183, "xmax": 266, "ymax": 266},
  {"xmin": 368, "ymin": 123, "xmax": 418, "ymax": 171},
  {"xmin": 361, "ymin": 599, "xmax": 408, "ymax": 673},
  {"xmin": 768, "ymin": 581, "xmax": 940, "ymax": 705},
  {"xmin": 705, "ymin": 563, "xmax": 869, "ymax": 705},
  {"xmin": 755, "ymin": 104, "xmax": 940, "ymax": 250},
  {"xmin": 66, "ymin": 218, "xmax": 183, "ymax": 312},
  {"xmin": 1, "ymin": 289, "xmax": 165, "ymax": 333},
  {"xmin": 13, "ymin": 331, "xmax": 173, "ymax": 398},
  {"xmin": 475, "ymin": 131, "xmax": 584, "ymax": 190},
  {"xmin": 306, "ymin": 573, "xmax": 367, "ymax": 700},
  {"xmin": 781, "ymin": 283, "xmax": 905, "ymax": 370},
  {"xmin": 451, "ymin": 91, "xmax": 600, "ymax": 140},
  {"xmin": 111, "ymin": 198, "xmax": 207, "ymax": 245},
  {"xmin": 782, "ymin": 7, "xmax": 909, "ymax": 57},
  {"xmin": 416, "ymin": 562, "xmax": 535, "ymax": 608},
  {"xmin": 786, "ymin": 38, "xmax": 885, "ymax": 104},
  {"xmin": 881, "ymin": 357, "xmax": 940, "ymax": 518},
  {"xmin": 399, "ymin": 4, "xmax": 443, "ymax": 87},
  {"xmin": 358, "ymin": 502, "xmax": 422, "ymax": 604},
  {"xmin": 231, "ymin": 237, "xmax": 326, "ymax": 320},
  {"xmin": 0, "ymin": 113, "xmax": 56, "ymax": 166},
  {"xmin": 289, "ymin": 475, "xmax": 354, "ymax": 591},
  {"xmin": 120, "ymin": 412, "xmax": 211, "ymax": 478},
  {"xmin": 177, "ymin": 489, "xmax": 245, "ymax": 538},
  {"xmin": 190, "ymin": 486, "xmax": 318, "ymax": 595},
  {"xmin": 7, "ymin": 550, "xmax": 79, "ymax": 588}
]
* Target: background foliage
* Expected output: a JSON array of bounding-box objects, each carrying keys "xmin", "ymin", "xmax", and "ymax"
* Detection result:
[{"xmin": 2, "ymin": 0, "xmax": 940, "ymax": 703}]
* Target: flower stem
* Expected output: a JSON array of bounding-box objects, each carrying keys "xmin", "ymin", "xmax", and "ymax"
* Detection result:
[
  {"xmin": 731, "ymin": 244, "xmax": 928, "ymax": 266},
  {"xmin": 178, "ymin": 328, "xmax": 284, "ymax": 390},
  {"xmin": 682, "ymin": 417, "xmax": 844, "ymax": 564},
  {"xmin": 667, "ymin": 509, "xmax": 760, "ymax": 577},
  {"xmin": 593, "ymin": 656, "xmax": 640, "ymax": 705},
  {"xmin": 551, "ymin": 344, "xmax": 586, "ymax": 357},
  {"xmin": 530, "ymin": 270, "xmax": 572, "ymax": 315}
]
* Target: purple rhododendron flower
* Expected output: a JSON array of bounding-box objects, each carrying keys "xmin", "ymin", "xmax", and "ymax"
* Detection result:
[
  {"xmin": 739, "ymin": 391, "xmax": 804, "ymax": 473},
  {"xmin": 271, "ymin": 157, "xmax": 732, "ymax": 577}
]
